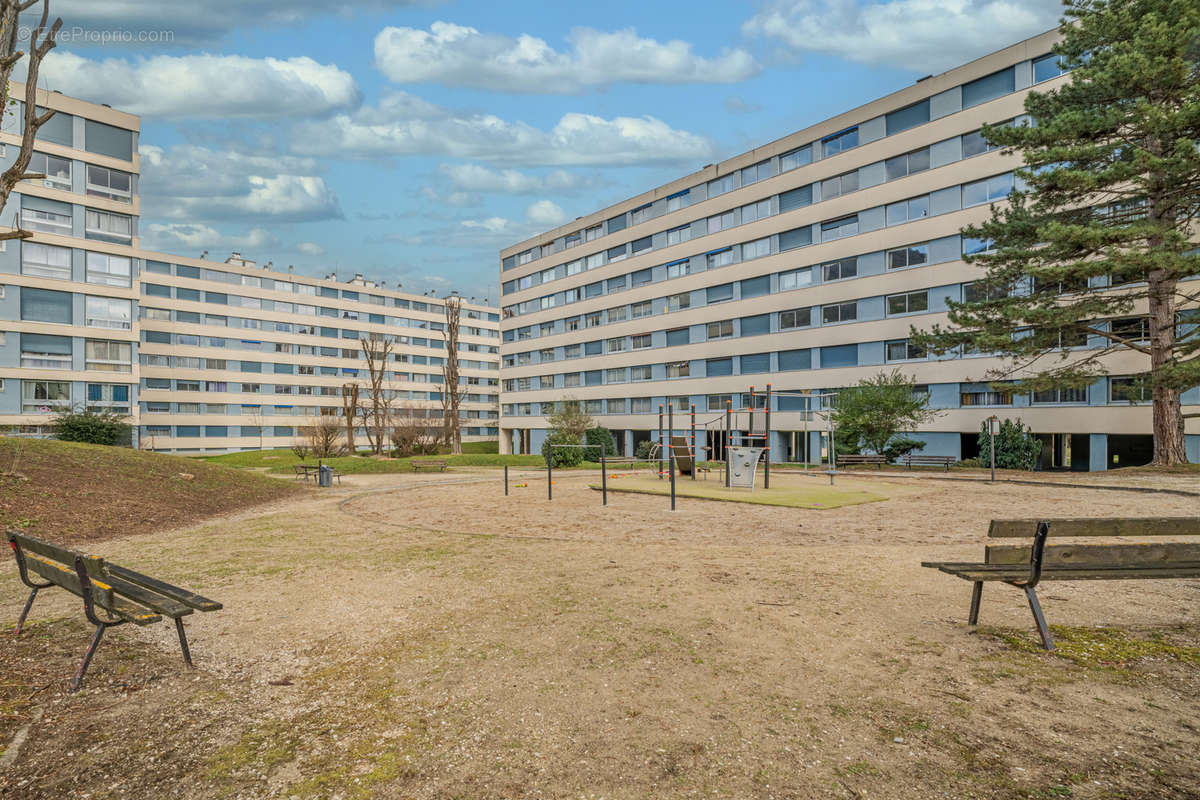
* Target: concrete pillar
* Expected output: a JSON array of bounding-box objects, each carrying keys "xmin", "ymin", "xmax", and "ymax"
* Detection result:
[{"xmin": 1089, "ymin": 433, "xmax": 1108, "ymax": 472}]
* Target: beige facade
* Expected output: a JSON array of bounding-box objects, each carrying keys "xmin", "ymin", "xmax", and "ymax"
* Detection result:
[{"xmin": 496, "ymin": 29, "xmax": 1200, "ymax": 470}]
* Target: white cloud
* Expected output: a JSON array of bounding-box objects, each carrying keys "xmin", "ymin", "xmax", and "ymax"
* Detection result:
[
  {"xmin": 36, "ymin": 51, "xmax": 360, "ymax": 119},
  {"xmin": 525, "ymin": 200, "xmax": 566, "ymax": 227},
  {"xmin": 374, "ymin": 21, "xmax": 758, "ymax": 93},
  {"xmin": 39, "ymin": 1, "xmax": 427, "ymax": 45},
  {"xmin": 460, "ymin": 217, "xmax": 511, "ymax": 234},
  {"xmin": 141, "ymin": 223, "xmax": 280, "ymax": 254},
  {"xmin": 743, "ymin": 0, "xmax": 1059, "ymax": 73},
  {"xmin": 296, "ymin": 242, "xmax": 326, "ymax": 256},
  {"xmin": 292, "ymin": 91, "xmax": 716, "ymax": 166},
  {"xmin": 438, "ymin": 164, "xmax": 587, "ymax": 195},
  {"xmin": 139, "ymin": 144, "xmax": 342, "ymax": 223}
]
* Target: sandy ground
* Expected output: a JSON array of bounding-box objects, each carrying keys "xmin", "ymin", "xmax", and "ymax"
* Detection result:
[{"xmin": 1, "ymin": 467, "xmax": 1198, "ymax": 799}]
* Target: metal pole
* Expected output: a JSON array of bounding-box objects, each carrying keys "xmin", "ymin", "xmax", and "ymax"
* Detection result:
[
  {"xmin": 547, "ymin": 452, "xmax": 552, "ymax": 501},
  {"xmin": 725, "ymin": 401, "xmax": 732, "ymax": 488},
  {"xmin": 764, "ymin": 383, "xmax": 772, "ymax": 490},
  {"xmin": 828, "ymin": 402, "xmax": 836, "ymax": 486},
  {"xmin": 504, "ymin": 464, "xmax": 509, "ymax": 496},
  {"xmin": 690, "ymin": 404, "xmax": 696, "ymax": 481},
  {"xmin": 990, "ymin": 416, "xmax": 996, "ymax": 483},
  {"xmin": 670, "ymin": 451, "xmax": 677, "ymax": 511},
  {"xmin": 658, "ymin": 405, "xmax": 664, "ymax": 480},
  {"xmin": 748, "ymin": 386, "xmax": 756, "ymax": 438},
  {"xmin": 804, "ymin": 395, "xmax": 810, "ymax": 472},
  {"xmin": 668, "ymin": 402, "xmax": 674, "ymax": 479},
  {"xmin": 601, "ymin": 453, "xmax": 607, "ymax": 506}
]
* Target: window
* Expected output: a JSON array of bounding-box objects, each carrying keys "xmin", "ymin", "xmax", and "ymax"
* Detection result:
[
  {"xmin": 666, "ymin": 225, "xmax": 691, "ymax": 246},
  {"xmin": 707, "ymin": 357, "xmax": 733, "ymax": 377},
  {"xmin": 885, "ymin": 99, "xmax": 930, "ymax": 136},
  {"xmin": 666, "ymin": 190, "xmax": 691, "ymax": 212},
  {"xmin": 822, "ymin": 257, "xmax": 857, "ymax": 282},
  {"xmin": 85, "ymin": 296, "xmax": 132, "ymax": 329},
  {"xmin": 606, "ymin": 368, "xmax": 627, "ymax": 384},
  {"xmin": 86, "ymin": 165, "xmax": 133, "ymax": 202},
  {"xmin": 631, "ymin": 300, "xmax": 653, "ymax": 319},
  {"xmin": 707, "ymin": 319, "xmax": 733, "ymax": 339},
  {"xmin": 741, "ymin": 353, "xmax": 770, "ymax": 374},
  {"xmin": 886, "ymin": 339, "xmax": 926, "ymax": 362},
  {"xmin": 608, "ymin": 305, "xmax": 628, "ymax": 322},
  {"xmin": 585, "ymin": 224, "xmax": 602, "ymax": 241},
  {"xmin": 631, "ymin": 334, "xmax": 652, "ymax": 349},
  {"xmin": 707, "ymin": 248, "xmax": 735, "ymax": 268},
  {"xmin": 632, "ymin": 366, "xmax": 653, "ymax": 381},
  {"xmin": 666, "ymin": 361, "xmax": 690, "ymax": 379},
  {"xmin": 23, "ymin": 380, "xmax": 71, "ymax": 413},
  {"xmin": 740, "ymin": 275, "xmax": 770, "ymax": 299},
  {"xmin": 1033, "ymin": 53, "xmax": 1068, "ymax": 83},
  {"xmin": 822, "ymin": 302, "xmax": 857, "ymax": 324},
  {"xmin": 86, "ymin": 252, "xmax": 131, "ymax": 286},
  {"xmin": 1110, "ymin": 316, "xmax": 1150, "ymax": 344},
  {"xmin": 563, "ymin": 373, "xmax": 581, "ymax": 388},
  {"xmin": 741, "ymin": 160, "xmax": 771, "ymax": 186},
  {"xmin": 740, "ymin": 314, "xmax": 770, "ymax": 337},
  {"xmin": 821, "ymin": 215, "xmax": 858, "ymax": 239},
  {"xmin": 1110, "ymin": 377, "xmax": 1150, "ymax": 403},
  {"xmin": 781, "ymin": 146, "xmax": 813, "ymax": 172},
  {"xmin": 20, "ymin": 287, "xmax": 72, "ymax": 324},
  {"xmin": 707, "ymin": 283, "xmax": 734, "ymax": 304},
  {"xmin": 821, "ymin": 344, "xmax": 858, "ymax": 368},
  {"xmin": 962, "ymin": 67, "xmax": 1015, "ymax": 108},
  {"xmin": 666, "ymin": 327, "xmax": 690, "ymax": 347},
  {"xmin": 631, "ymin": 397, "xmax": 652, "ymax": 413},
  {"xmin": 887, "ymin": 290, "xmax": 929, "ymax": 315},
  {"xmin": 963, "ymin": 280, "xmax": 1009, "ymax": 303},
  {"xmin": 585, "ymin": 311, "xmax": 603, "ymax": 328},
  {"xmin": 631, "ymin": 268, "xmax": 652, "ymax": 287},
  {"xmin": 962, "ymin": 174, "xmax": 1013, "ymax": 207},
  {"xmin": 1033, "ymin": 387, "xmax": 1087, "ymax": 404},
  {"xmin": 887, "ymin": 244, "xmax": 929, "ymax": 270},
  {"xmin": 630, "ymin": 204, "xmax": 652, "ymax": 225},
  {"xmin": 22, "ymin": 242, "xmax": 72, "ymax": 279},
  {"xmin": 21, "ymin": 206, "xmax": 73, "ymax": 236},
  {"xmin": 779, "ymin": 267, "xmax": 813, "ymax": 291},
  {"xmin": 86, "ymin": 340, "xmax": 132, "ymax": 372},
  {"xmin": 742, "ymin": 237, "xmax": 770, "ymax": 260},
  {"xmin": 821, "ymin": 170, "xmax": 859, "ymax": 200},
  {"xmin": 667, "ymin": 292, "xmax": 691, "ymax": 312},
  {"xmin": 779, "ymin": 226, "xmax": 813, "ymax": 251},
  {"xmin": 708, "ymin": 175, "xmax": 735, "ymax": 198},
  {"xmin": 21, "ymin": 333, "xmax": 71, "ymax": 369},
  {"xmin": 962, "ymin": 237, "xmax": 996, "ymax": 256},
  {"xmin": 778, "ymin": 349, "xmax": 812, "ymax": 371},
  {"xmin": 740, "ymin": 199, "xmax": 771, "ymax": 224},
  {"xmin": 85, "ymin": 209, "xmax": 133, "ymax": 242},
  {"xmin": 960, "ymin": 387, "xmax": 1014, "ymax": 406},
  {"xmin": 886, "ymin": 195, "xmax": 930, "ymax": 225},
  {"xmin": 780, "ymin": 307, "xmax": 812, "ymax": 330},
  {"xmin": 28, "ymin": 152, "xmax": 72, "ymax": 190},
  {"xmin": 962, "ymin": 128, "xmax": 1002, "ymax": 158},
  {"xmin": 822, "ymin": 127, "xmax": 858, "ymax": 156},
  {"xmin": 85, "ymin": 120, "xmax": 134, "ymax": 160},
  {"xmin": 666, "ymin": 260, "xmax": 690, "ymax": 279},
  {"xmin": 885, "ymin": 147, "xmax": 931, "ymax": 181}
]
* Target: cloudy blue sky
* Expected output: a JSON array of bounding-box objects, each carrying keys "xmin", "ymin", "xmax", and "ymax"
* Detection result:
[{"xmin": 28, "ymin": 0, "xmax": 1060, "ymax": 301}]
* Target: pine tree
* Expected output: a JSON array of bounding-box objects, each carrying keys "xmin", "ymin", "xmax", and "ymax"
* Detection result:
[{"xmin": 912, "ymin": 0, "xmax": 1200, "ymax": 465}]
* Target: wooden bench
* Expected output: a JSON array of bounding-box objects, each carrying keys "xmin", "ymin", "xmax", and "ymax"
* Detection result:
[
  {"xmin": 901, "ymin": 454, "xmax": 958, "ymax": 471},
  {"xmin": 922, "ymin": 518, "xmax": 1200, "ymax": 650},
  {"xmin": 411, "ymin": 459, "xmax": 447, "ymax": 472},
  {"xmin": 837, "ymin": 454, "xmax": 887, "ymax": 469},
  {"xmin": 7, "ymin": 531, "xmax": 223, "ymax": 692}
]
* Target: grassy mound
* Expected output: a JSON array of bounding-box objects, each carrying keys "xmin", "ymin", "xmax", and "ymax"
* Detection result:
[
  {"xmin": 204, "ymin": 448, "xmax": 551, "ymax": 474},
  {"xmin": 0, "ymin": 437, "xmax": 302, "ymax": 545}
]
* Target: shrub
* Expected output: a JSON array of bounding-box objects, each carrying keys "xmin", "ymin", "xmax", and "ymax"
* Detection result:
[
  {"xmin": 634, "ymin": 439, "xmax": 656, "ymax": 460},
  {"xmin": 542, "ymin": 431, "xmax": 584, "ymax": 467},
  {"xmin": 978, "ymin": 418, "xmax": 1042, "ymax": 471},
  {"xmin": 957, "ymin": 457, "xmax": 982, "ymax": 468},
  {"xmin": 583, "ymin": 426, "xmax": 618, "ymax": 461},
  {"xmin": 883, "ymin": 436, "xmax": 925, "ymax": 462},
  {"xmin": 52, "ymin": 410, "xmax": 132, "ymax": 446}
]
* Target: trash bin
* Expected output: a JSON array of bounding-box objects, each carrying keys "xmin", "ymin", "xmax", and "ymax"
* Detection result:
[{"xmin": 318, "ymin": 465, "xmax": 333, "ymax": 488}]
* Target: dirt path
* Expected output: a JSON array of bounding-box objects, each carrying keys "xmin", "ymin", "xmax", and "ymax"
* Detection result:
[{"xmin": 2, "ymin": 470, "xmax": 1198, "ymax": 799}]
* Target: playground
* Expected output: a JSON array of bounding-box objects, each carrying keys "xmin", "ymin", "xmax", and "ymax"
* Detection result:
[
  {"xmin": 2, "ymin": 466, "xmax": 1199, "ymax": 799},
  {"xmin": 591, "ymin": 470, "xmax": 899, "ymax": 509}
]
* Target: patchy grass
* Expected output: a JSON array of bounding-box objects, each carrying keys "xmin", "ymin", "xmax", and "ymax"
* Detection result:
[
  {"xmin": 0, "ymin": 437, "xmax": 301, "ymax": 545},
  {"xmin": 983, "ymin": 625, "xmax": 1200, "ymax": 670},
  {"xmin": 591, "ymin": 474, "xmax": 889, "ymax": 509}
]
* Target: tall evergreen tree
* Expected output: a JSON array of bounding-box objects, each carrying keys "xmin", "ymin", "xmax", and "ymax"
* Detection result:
[{"xmin": 912, "ymin": 0, "xmax": 1200, "ymax": 465}]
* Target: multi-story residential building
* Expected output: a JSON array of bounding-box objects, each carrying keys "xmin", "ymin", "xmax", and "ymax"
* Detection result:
[
  {"xmin": 0, "ymin": 86, "xmax": 501, "ymax": 453},
  {"xmin": 135, "ymin": 252, "xmax": 500, "ymax": 454},
  {"xmin": 0, "ymin": 82, "xmax": 141, "ymax": 434},
  {"xmin": 497, "ymin": 28, "xmax": 1200, "ymax": 471}
]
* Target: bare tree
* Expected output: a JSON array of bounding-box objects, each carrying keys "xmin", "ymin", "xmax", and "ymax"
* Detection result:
[
  {"xmin": 306, "ymin": 415, "xmax": 345, "ymax": 459},
  {"xmin": 247, "ymin": 408, "xmax": 266, "ymax": 450},
  {"xmin": 0, "ymin": 2, "xmax": 62, "ymax": 243},
  {"xmin": 341, "ymin": 382, "xmax": 360, "ymax": 455},
  {"xmin": 390, "ymin": 403, "xmax": 442, "ymax": 457},
  {"xmin": 359, "ymin": 333, "xmax": 394, "ymax": 455},
  {"xmin": 440, "ymin": 296, "xmax": 467, "ymax": 454}
]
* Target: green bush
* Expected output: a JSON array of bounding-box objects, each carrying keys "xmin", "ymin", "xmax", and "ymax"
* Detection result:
[
  {"xmin": 52, "ymin": 410, "xmax": 132, "ymax": 447},
  {"xmin": 883, "ymin": 436, "xmax": 925, "ymax": 461},
  {"xmin": 978, "ymin": 418, "xmax": 1042, "ymax": 470},
  {"xmin": 541, "ymin": 431, "xmax": 584, "ymax": 467},
  {"xmin": 583, "ymin": 426, "xmax": 618, "ymax": 461},
  {"xmin": 634, "ymin": 439, "xmax": 656, "ymax": 460},
  {"xmin": 834, "ymin": 427, "xmax": 861, "ymax": 457}
]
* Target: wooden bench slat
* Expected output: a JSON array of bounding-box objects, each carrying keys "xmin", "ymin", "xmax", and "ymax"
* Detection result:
[
  {"xmin": 23, "ymin": 553, "xmax": 162, "ymax": 625},
  {"xmin": 101, "ymin": 572, "xmax": 195, "ymax": 618},
  {"xmin": 106, "ymin": 563, "xmax": 223, "ymax": 612},
  {"xmin": 987, "ymin": 518, "xmax": 1200, "ymax": 538},
  {"xmin": 9, "ymin": 532, "xmax": 102, "ymax": 570},
  {"xmin": 926, "ymin": 563, "xmax": 1200, "ymax": 581},
  {"xmin": 985, "ymin": 542, "xmax": 1200, "ymax": 566}
]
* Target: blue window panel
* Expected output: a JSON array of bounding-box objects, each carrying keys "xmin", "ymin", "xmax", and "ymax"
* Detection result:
[
  {"xmin": 963, "ymin": 67, "xmax": 1015, "ymax": 108},
  {"xmin": 205, "ymin": 426, "xmax": 228, "ymax": 437},
  {"xmin": 740, "ymin": 353, "xmax": 770, "ymax": 374},
  {"xmin": 885, "ymin": 99, "xmax": 930, "ymax": 136},
  {"xmin": 143, "ymin": 283, "xmax": 171, "ymax": 297},
  {"xmin": 666, "ymin": 328, "xmax": 690, "ymax": 347},
  {"xmin": 176, "ymin": 265, "xmax": 200, "ymax": 279},
  {"xmin": 779, "ymin": 226, "xmax": 813, "ymax": 251},
  {"xmin": 740, "ymin": 314, "xmax": 770, "ymax": 337},
  {"xmin": 273, "ymin": 426, "xmax": 293, "ymax": 437},
  {"xmin": 607, "ymin": 213, "xmax": 627, "ymax": 233},
  {"xmin": 707, "ymin": 357, "xmax": 733, "ymax": 377},
  {"xmin": 241, "ymin": 361, "xmax": 262, "ymax": 373},
  {"xmin": 144, "ymin": 330, "xmax": 171, "ymax": 344},
  {"xmin": 176, "ymin": 426, "xmax": 202, "ymax": 437},
  {"xmin": 741, "ymin": 276, "xmax": 770, "ymax": 299},
  {"xmin": 779, "ymin": 185, "xmax": 813, "ymax": 213},
  {"xmin": 177, "ymin": 288, "xmax": 201, "ymax": 302},
  {"xmin": 585, "ymin": 340, "xmax": 603, "ymax": 355},
  {"xmin": 707, "ymin": 283, "xmax": 734, "ymax": 303},
  {"xmin": 821, "ymin": 344, "xmax": 858, "ymax": 368}
]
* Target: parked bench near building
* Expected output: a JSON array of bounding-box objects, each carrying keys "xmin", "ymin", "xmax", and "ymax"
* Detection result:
[
  {"xmin": 901, "ymin": 454, "xmax": 958, "ymax": 471},
  {"xmin": 411, "ymin": 460, "xmax": 448, "ymax": 472},
  {"xmin": 837, "ymin": 454, "xmax": 887, "ymax": 469},
  {"xmin": 8, "ymin": 531, "xmax": 222, "ymax": 691},
  {"xmin": 922, "ymin": 517, "xmax": 1200, "ymax": 650}
]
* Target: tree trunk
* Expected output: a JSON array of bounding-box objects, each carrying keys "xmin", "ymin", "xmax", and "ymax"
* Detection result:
[{"xmin": 1147, "ymin": 273, "xmax": 1187, "ymax": 465}]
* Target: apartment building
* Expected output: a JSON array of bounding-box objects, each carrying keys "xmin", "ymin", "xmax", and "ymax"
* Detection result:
[
  {"xmin": 0, "ymin": 83, "xmax": 141, "ymax": 434},
  {"xmin": 0, "ymin": 87, "xmax": 502, "ymax": 453},
  {"xmin": 497, "ymin": 28, "xmax": 1200, "ymax": 471},
  {"xmin": 135, "ymin": 253, "xmax": 501, "ymax": 454}
]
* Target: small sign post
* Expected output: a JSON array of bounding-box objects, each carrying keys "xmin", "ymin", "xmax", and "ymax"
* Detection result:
[{"xmin": 988, "ymin": 415, "xmax": 999, "ymax": 483}]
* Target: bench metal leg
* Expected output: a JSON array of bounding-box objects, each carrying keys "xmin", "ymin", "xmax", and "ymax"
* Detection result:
[
  {"xmin": 70, "ymin": 623, "xmax": 108, "ymax": 693},
  {"xmin": 14, "ymin": 587, "xmax": 40, "ymax": 635},
  {"xmin": 1023, "ymin": 586, "xmax": 1054, "ymax": 651},
  {"xmin": 174, "ymin": 617, "xmax": 194, "ymax": 668},
  {"xmin": 967, "ymin": 581, "xmax": 983, "ymax": 626}
]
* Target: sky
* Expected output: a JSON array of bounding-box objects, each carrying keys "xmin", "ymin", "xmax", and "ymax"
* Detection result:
[{"xmin": 23, "ymin": 0, "xmax": 1061, "ymax": 302}]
